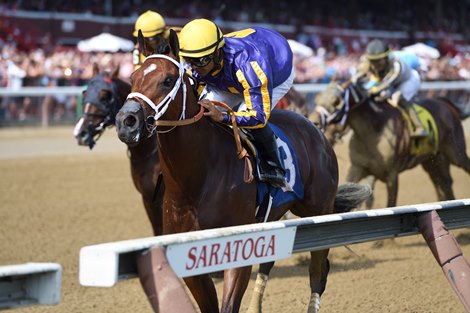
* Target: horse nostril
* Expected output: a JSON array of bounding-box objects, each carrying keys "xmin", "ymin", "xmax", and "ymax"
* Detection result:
[{"xmin": 124, "ymin": 115, "xmax": 137, "ymax": 127}]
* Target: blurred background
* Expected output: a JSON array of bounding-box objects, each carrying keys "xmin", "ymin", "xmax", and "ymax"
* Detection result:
[{"xmin": 0, "ymin": 0, "xmax": 469, "ymax": 127}]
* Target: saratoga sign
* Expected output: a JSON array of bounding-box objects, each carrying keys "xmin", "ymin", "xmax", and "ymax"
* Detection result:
[{"xmin": 166, "ymin": 228, "xmax": 296, "ymax": 277}]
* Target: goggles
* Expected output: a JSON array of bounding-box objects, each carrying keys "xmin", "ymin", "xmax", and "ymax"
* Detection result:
[
  {"xmin": 184, "ymin": 55, "xmax": 214, "ymax": 68},
  {"xmin": 145, "ymin": 35, "xmax": 164, "ymax": 45}
]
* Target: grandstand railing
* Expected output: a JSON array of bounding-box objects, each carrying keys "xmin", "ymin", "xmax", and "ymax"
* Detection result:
[
  {"xmin": 1, "ymin": 81, "xmax": 467, "ymax": 97},
  {"xmin": 0, "ymin": 81, "xmax": 469, "ymax": 127}
]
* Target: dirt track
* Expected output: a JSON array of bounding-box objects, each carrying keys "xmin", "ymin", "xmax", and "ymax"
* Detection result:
[{"xmin": 1, "ymin": 125, "xmax": 469, "ymax": 313}]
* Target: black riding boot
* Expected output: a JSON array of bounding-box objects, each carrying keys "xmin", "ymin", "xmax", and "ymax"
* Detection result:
[
  {"xmin": 250, "ymin": 126, "xmax": 287, "ymax": 188},
  {"xmin": 399, "ymin": 98, "xmax": 428, "ymax": 138}
]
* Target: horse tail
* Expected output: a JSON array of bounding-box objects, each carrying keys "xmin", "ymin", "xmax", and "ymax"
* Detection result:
[{"xmin": 333, "ymin": 183, "xmax": 372, "ymax": 213}]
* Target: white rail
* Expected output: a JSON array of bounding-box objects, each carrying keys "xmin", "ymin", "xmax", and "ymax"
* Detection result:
[
  {"xmin": 0, "ymin": 80, "xmax": 469, "ymax": 97},
  {"xmin": 0, "ymin": 262, "xmax": 61, "ymax": 309},
  {"xmin": 79, "ymin": 199, "xmax": 470, "ymax": 287}
]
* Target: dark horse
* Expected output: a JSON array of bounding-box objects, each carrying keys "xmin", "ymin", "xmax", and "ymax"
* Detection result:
[
  {"xmin": 115, "ymin": 31, "xmax": 370, "ymax": 313},
  {"xmin": 73, "ymin": 64, "xmax": 164, "ymax": 236},
  {"xmin": 276, "ymin": 87, "xmax": 309, "ymax": 117},
  {"xmin": 310, "ymin": 81, "xmax": 470, "ymax": 209}
]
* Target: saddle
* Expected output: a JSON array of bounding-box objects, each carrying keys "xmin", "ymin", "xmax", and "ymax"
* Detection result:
[
  {"xmin": 396, "ymin": 103, "xmax": 439, "ymax": 156},
  {"xmin": 211, "ymin": 101, "xmax": 303, "ymax": 222}
]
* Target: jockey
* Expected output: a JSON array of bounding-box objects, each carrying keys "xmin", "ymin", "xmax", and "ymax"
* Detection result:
[
  {"xmin": 178, "ymin": 19, "xmax": 295, "ymax": 188},
  {"xmin": 132, "ymin": 10, "xmax": 170, "ymax": 69},
  {"xmin": 354, "ymin": 39, "xmax": 427, "ymax": 138}
]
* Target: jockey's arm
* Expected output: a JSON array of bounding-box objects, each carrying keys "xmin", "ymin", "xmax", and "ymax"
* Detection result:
[
  {"xmin": 370, "ymin": 60, "xmax": 401, "ymax": 95},
  {"xmin": 220, "ymin": 62, "xmax": 272, "ymax": 128}
]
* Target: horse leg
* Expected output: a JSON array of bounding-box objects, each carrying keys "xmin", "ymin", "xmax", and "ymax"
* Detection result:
[
  {"xmin": 385, "ymin": 174, "xmax": 399, "ymax": 207},
  {"xmin": 307, "ymin": 249, "xmax": 330, "ymax": 313},
  {"xmin": 184, "ymin": 275, "xmax": 219, "ymax": 313},
  {"xmin": 364, "ymin": 175, "xmax": 376, "ymax": 209},
  {"xmin": 442, "ymin": 131, "xmax": 470, "ymax": 175},
  {"xmin": 246, "ymin": 262, "xmax": 274, "ymax": 313},
  {"xmin": 220, "ymin": 266, "xmax": 252, "ymax": 313},
  {"xmin": 345, "ymin": 165, "xmax": 368, "ymax": 183},
  {"xmin": 421, "ymin": 155, "xmax": 455, "ymax": 201},
  {"xmin": 143, "ymin": 201, "xmax": 163, "ymax": 236}
]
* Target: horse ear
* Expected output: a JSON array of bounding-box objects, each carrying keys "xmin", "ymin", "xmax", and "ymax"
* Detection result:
[
  {"xmin": 137, "ymin": 29, "xmax": 147, "ymax": 56},
  {"xmin": 168, "ymin": 29, "xmax": 180, "ymax": 58},
  {"xmin": 110, "ymin": 64, "xmax": 120, "ymax": 78},
  {"xmin": 92, "ymin": 63, "xmax": 100, "ymax": 76}
]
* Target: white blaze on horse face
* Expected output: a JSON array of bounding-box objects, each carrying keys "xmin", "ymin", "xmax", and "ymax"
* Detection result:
[
  {"xmin": 143, "ymin": 63, "xmax": 157, "ymax": 77},
  {"xmin": 73, "ymin": 117, "xmax": 85, "ymax": 136}
]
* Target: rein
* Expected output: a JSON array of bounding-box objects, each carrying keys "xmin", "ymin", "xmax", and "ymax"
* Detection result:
[
  {"xmin": 127, "ymin": 54, "xmax": 187, "ymax": 126},
  {"xmin": 127, "ymin": 53, "xmax": 253, "ymax": 183}
]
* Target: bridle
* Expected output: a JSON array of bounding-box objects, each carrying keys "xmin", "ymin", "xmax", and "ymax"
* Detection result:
[
  {"xmin": 127, "ymin": 54, "xmax": 200, "ymax": 136},
  {"xmin": 78, "ymin": 73, "xmax": 120, "ymax": 148},
  {"xmin": 322, "ymin": 83, "xmax": 366, "ymax": 127}
]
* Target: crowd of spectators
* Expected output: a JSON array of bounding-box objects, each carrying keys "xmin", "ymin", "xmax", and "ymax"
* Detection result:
[
  {"xmin": 1, "ymin": 39, "xmax": 468, "ymax": 124},
  {"xmin": 1, "ymin": 0, "xmax": 468, "ymax": 36},
  {"xmin": 0, "ymin": 0, "xmax": 469, "ymax": 124}
]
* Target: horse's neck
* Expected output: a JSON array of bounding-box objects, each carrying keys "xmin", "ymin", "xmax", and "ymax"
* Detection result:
[
  {"xmin": 157, "ymin": 119, "xmax": 232, "ymax": 194},
  {"xmin": 349, "ymin": 101, "xmax": 392, "ymax": 134},
  {"xmin": 129, "ymin": 134, "xmax": 158, "ymax": 163},
  {"xmin": 115, "ymin": 79, "xmax": 131, "ymax": 110}
]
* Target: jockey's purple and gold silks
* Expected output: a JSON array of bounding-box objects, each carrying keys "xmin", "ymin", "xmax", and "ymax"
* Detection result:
[{"xmin": 192, "ymin": 27, "xmax": 293, "ymax": 127}]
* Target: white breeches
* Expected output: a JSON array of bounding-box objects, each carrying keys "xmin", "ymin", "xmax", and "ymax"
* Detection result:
[{"xmin": 397, "ymin": 69, "xmax": 421, "ymax": 101}]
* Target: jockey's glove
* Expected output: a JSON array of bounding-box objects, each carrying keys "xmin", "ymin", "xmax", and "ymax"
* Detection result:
[{"xmin": 368, "ymin": 86, "xmax": 381, "ymax": 96}]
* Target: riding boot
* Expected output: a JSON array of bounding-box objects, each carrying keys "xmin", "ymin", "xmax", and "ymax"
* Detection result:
[
  {"xmin": 250, "ymin": 126, "xmax": 287, "ymax": 188},
  {"xmin": 399, "ymin": 98, "xmax": 428, "ymax": 138}
]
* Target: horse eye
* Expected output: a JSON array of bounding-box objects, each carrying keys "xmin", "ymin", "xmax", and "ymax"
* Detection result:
[
  {"xmin": 100, "ymin": 90, "xmax": 112, "ymax": 102},
  {"xmin": 163, "ymin": 77, "xmax": 174, "ymax": 88}
]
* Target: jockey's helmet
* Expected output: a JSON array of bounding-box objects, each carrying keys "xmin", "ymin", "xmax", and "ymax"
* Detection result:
[
  {"xmin": 133, "ymin": 10, "xmax": 166, "ymax": 38},
  {"xmin": 365, "ymin": 39, "xmax": 391, "ymax": 73},
  {"xmin": 365, "ymin": 39, "xmax": 391, "ymax": 60},
  {"xmin": 179, "ymin": 19, "xmax": 225, "ymax": 58}
]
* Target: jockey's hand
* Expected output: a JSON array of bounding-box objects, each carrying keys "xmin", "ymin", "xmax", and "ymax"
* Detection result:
[
  {"xmin": 199, "ymin": 99, "xmax": 224, "ymax": 123},
  {"xmin": 371, "ymin": 90, "xmax": 390, "ymax": 102},
  {"xmin": 368, "ymin": 86, "xmax": 380, "ymax": 96},
  {"xmin": 379, "ymin": 90, "xmax": 389, "ymax": 98}
]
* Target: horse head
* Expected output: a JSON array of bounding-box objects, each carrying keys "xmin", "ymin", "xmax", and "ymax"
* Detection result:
[
  {"xmin": 74, "ymin": 64, "xmax": 129, "ymax": 149},
  {"xmin": 116, "ymin": 30, "xmax": 193, "ymax": 146},
  {"xmin": 310, "ymin": 80, "xmax": 385, "ymax": 144}
]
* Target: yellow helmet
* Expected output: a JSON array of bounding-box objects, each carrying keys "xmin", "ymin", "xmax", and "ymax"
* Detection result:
[
  {"xmin": 179, "ymin": 19, "xmax": 225, "ymax": 58},
  {"xmin": 133, "ymin": 10, "xmax": 166, "ymax": 38}
]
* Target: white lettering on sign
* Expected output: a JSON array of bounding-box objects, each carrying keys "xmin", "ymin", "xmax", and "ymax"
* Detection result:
[{"xmin": 166, "ymin": 227, "xmax": 296, "ymax": 277}]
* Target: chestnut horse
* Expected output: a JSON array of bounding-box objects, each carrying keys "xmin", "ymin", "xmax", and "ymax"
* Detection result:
[
  {"xmin": 310, "ymin": 81, "xmax": 470, "ymax": 209},
  {"xmin": 115, "ymin": 31, "xmax": 370, "ymax": 313},
  {"xmin": 73, "ymin": 65, "xmax": 164, "ymax": 236}
]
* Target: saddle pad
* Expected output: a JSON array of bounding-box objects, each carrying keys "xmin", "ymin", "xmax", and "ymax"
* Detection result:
[
  {"xmin": 255, "ymin": 123, "xmax": 304, "ymax": 222},
  {"xmin": 408, "ymin": 104, "xmax": 439, "ymax": 156}
]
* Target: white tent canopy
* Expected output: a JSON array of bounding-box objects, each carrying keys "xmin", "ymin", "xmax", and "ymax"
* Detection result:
[
  {"xmin": 77, "ymin": 33, "xmax": 134, "ymax": 53},
  {"xmin": 287, "ymin": 39, "xmax": 314, "ymax": 58},
  {"xmin": 402, "ymin": 42, "xmax": 440, "ymax": 59}
]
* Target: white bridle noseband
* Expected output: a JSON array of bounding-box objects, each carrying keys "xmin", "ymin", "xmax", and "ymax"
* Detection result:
[{"xmin": 127, "ymin": 54, "xmax": 188, "ymax": 123}]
